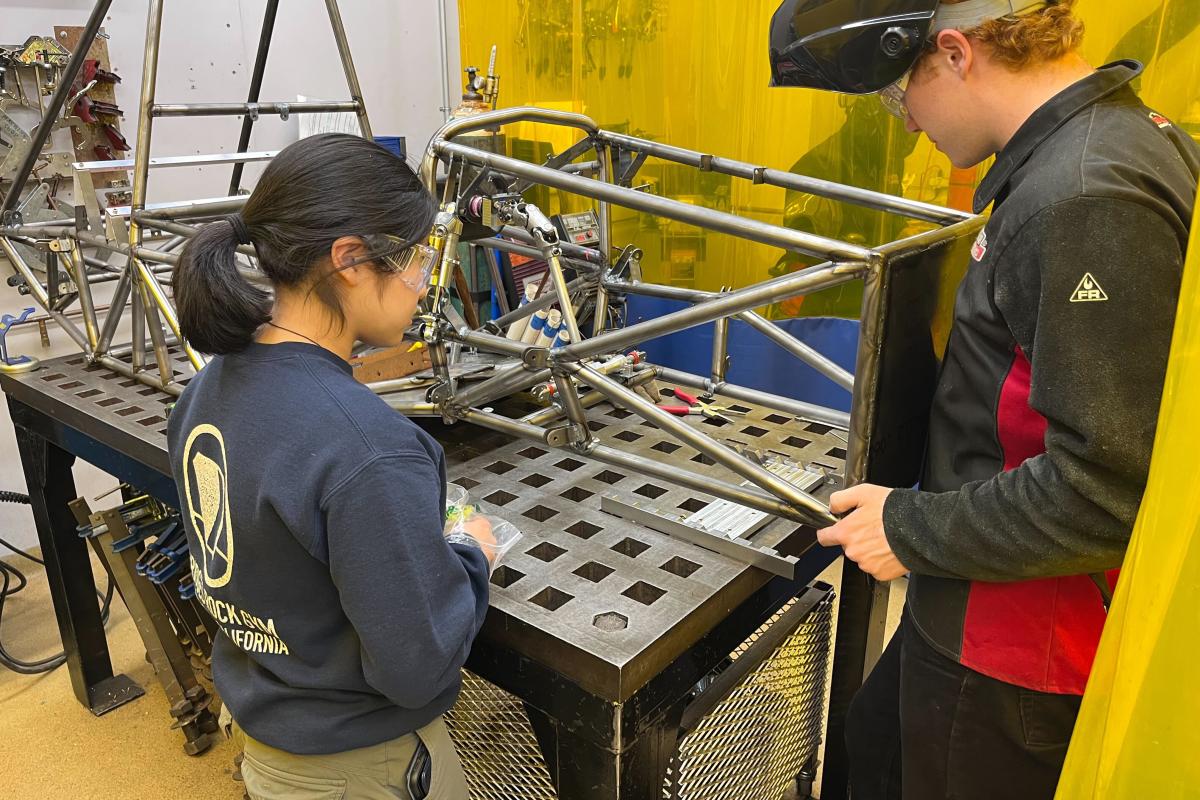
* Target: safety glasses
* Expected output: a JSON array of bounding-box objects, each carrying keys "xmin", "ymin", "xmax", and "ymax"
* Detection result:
[
  {"xmin": 380, "ymin": 242, "xmax": 439, "ymax": 293},
  {"xmin": 878, "ymin": 72, "xmax": 912, "ymax": 121}
]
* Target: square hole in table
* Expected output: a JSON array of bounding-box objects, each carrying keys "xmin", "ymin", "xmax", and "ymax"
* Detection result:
[
  {"xmin": 728, "ymin": 404, "xmax": 753, "ymax": 414},
  {"xmin": 587, "ymin": 420, "xmax": 607, "ymax": 432},
  {"xmin": 518, "ymin": 446, "xmax": 548, "ymax": 460},
  {"xmin": 826, "ymin": 447, "xmax": 847, "ymax": 460},
  {"xmin": 764, "ymin": 414, "xmax": 792, "ymax": 425},
  {"xmin": 622, "ymin": 581, "xmax": 666, "ymax": 606},
  {"xmin": 691, "ymin": 453, "xmax": 716, "ymax": 466},
  {"xmin": 660, "ymin": 556, "xmax": 701, "ymax": 578},
  {"xmin": 677, "ymin": 497, "xmax": 708, "ymax": 513},
  {"xmin": 634, "ymin": 483, "xmax": 668, "ymax": 500},
  {"xmin": 97, "ymin": 397, "xmax": 122, "ymax": 407},
  {"xmin": 741, "ymin": 425, "xmax": 769, "ymax": 438},
  {"xmin": 573, "ymin": 561, "xmax": 615, "ymax": 583},
  {"xmin": 521, "ymin": 473, "xmax": 553, "ymax": 489},
  {"xmin": 138, "ymin": 416, "xmax": 166, "ymax": 427},
  {"xmin": 593, "ymin": 470, "xmax": 625, "ymax": 485},
  {"xmin": 483, "ymin": 490, "xmax": 517, "ymax": 507},
  {"xmin": 611, "ymin": 537, "xmax": 650, "ymax": 558},
  {"xmin": 491, "ymin": 565, "xmax": 525, "ymax": 588},
  {"xmin": 554, "ymin": 458, "xmax": 585, "ymax": 472},
  {"xmin": 454, "ymin": 477, "xmax": 481, "ymax": 491},
  {"xmin": 613, "ymin": 430, "xmax": 642, "ymax": 443},
  {"xmin": 566, "ymin": 520, "xmax": 603, "ymax": 539},
  {"xmin": 523, "ymin": 505, "xmax": 560, "ymax": 523},
  {"xmin": 702, "ymin": 416, "xmax": 731, "ymax": 427},
  {"xmin": 806, "ymin": 422, "xmax": 833, "ymax": 435},
  {"xmin": 527, "ymin": 541, "xmax": 567, "ymax": 562},
  {"xmin": 529, "ymin": 586, "xmax": 573, "ymax": 611},
  {"xmin": 77, "ymin": 389, "xmax": 103, "ymax": 399},
  {"xmin": 607, "ymin": 408, "xmax": 633, "ymax": 419},
  {"xmin": 651, "ymin": 441, "xmax": 682, "ymax": 454},
  {"xmin": 782, "ymin": 436, "xmax": 812, "ymax": 449},
  {"xmin": 485, "ymin": 461, "xmax": 516, "ymax": 475},
  {"xmin": 115, "ymin": 406, "xmax": 144, "ymax": 417},
  {"xmin": 560, "ymin": 487, "xmax": 594, "ymax": 502},
  {"xmin": 58, "ymin": 380, "xmax": 84, "ymax": 390}
]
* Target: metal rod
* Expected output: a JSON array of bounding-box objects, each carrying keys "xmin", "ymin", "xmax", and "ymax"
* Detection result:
[
  {"xmin": 501, "ymin": 225, "xmax": 606, "ymax": 265},
  {"xmin": 520, "ymin": 366, "xmax": 657, "ymax": 426},
  {"xmin": 230, "ymin": 0, "xmax": 280, "ymax": 195},
  {"xmin": 136, "ymin": 259, "xmax": 205, "ymax": 370},
  {"xmin": 711, "ymin": 303, "xmax": 729, "ymax": 388},
  {"xmin": 557, "ymin": 262, "xmax": 866, "ymax": 362},
  {"xmin": 0, "ymin": 237, "xmax": 90, "ymax": 351},
  {"xmin": 553, "ymin": 373, "xmax": 590, "ymax": 432},
  {"xmin": 450, "ymin": 362, "xmax": 549, "ymax": 410},
  {"xmin": 73, "ymin": 150, "xmax": 278, "ymax": 173},
  {"xmin": 737, "ymin": 311, "xmax": 855, "ymax": 393},
  {"xmin": 130, "ymin": 0, "xmax": 164, "ymax": 251},
  {"xmin": 449, "ymin": 328, "xmax": 540, "ymax": 359},
  {"xmin": 98, "ymin": 355, "xmax": 181, "ymax": 397},
  {"xmin": 123, "ymin": 195, "xmax": 249, "ymax": 220},
  {"xmin": 65, "ymin": 244, "xmax": 99, "ymax": 351},
  {"xmin": 95, "ymin": 268, "xmax": 132, "ymax": 357},
  {"xmin": 595, "ymin": 130, "xmax": 970, "ymax": 226},
  {"xmin": 130, "ymin": 283, "xmax": 145, "ymax": 371},
  {"xmin": 489, "ymin": 275, "xmax": 590, "ymax": 331},
  {"xmin": 324, "ymin": 0, "xmax": 373, "ymax": 139},
  {"xmin": 150, "ymin": 100, "xmax": 359, "ymax": 118},
  {"xmin": 544, "ymin": 249, "xmax": 582, "ymax": 342},
  {"xmin": 656, "ymin": 366, "xmax": 850, "ymax": 429},
  {"xmin": 133, "ymin": 214, "xmax": 256, "ymax": 257},
  {"xmin": 479, "ymin": 236, "xmax": 600, "ymax": 273},
  {"xmin": 457, "ymin": 407, "xmax": 550, "ymax": 442},
  {"xmin": 437, "ymin": 141, "xmax": 872, "ymax": 262},
  {"xmin": 573, "ymin": 364, "xmax": 835, "ymax": 525},
  {"xmin": 138, "ymin": 280, "xmax": 174, "ymax": 386},
  {"xmin": 383, "ymin": 400, "xmax": 438, "ymax": 414},
  {"xmin": 1, "ymin": 0, "xmax": 114, "ymax": 215},
  {"xmin": 594, "ymin": 143, "xmax": 614, "ymax": 335},
  {"xmin": 421, "ymin": 106, "xmax": 601, "ymax": 190},
  {"xmin": 588, "ymin": 445, "xmax": 809, "ymax": 524}
]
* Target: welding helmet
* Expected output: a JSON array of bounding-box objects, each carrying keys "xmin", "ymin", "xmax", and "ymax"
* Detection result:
[{"xmin": 769, "ymin": 0, "xmax": 1051, "ymax": 93}]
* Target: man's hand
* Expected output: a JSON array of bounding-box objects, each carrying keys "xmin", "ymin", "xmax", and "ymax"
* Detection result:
[
  {"xmin": 460, "ymin": 516, "xmax": 497, "ymax": 563},
  {"xmin": 817, "ymin": 484, "xmax": 909, "ymax": 581}
]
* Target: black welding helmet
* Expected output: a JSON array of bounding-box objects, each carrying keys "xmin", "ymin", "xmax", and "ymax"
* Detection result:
[{"xmin": 769, "ymin": 0, "xmax": 1051, "ymax": 93}]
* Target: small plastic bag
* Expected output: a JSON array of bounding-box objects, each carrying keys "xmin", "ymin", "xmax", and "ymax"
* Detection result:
[
  {"xmin": 445, "ymin": 483, "xmax": 475, "ymax": 528},
  {"xmin": 444, "ymin": 483, "xmax": 523, "ymax": 570}
]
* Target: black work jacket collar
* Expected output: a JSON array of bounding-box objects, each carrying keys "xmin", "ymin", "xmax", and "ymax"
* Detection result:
[{"xmin": 974, "ymin": 60, "xmax": 1144, "ymax": 214}]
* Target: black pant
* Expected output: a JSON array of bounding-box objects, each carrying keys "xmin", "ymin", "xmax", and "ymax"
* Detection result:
[{"xmin": 845, "ymin": 609, "xmax": 1082, "ymax": 800}]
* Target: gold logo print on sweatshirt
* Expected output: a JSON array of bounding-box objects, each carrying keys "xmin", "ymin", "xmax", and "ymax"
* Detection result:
[{"xmin": 183, "ymin": 424, "xmax": 234, "ymax": 588}]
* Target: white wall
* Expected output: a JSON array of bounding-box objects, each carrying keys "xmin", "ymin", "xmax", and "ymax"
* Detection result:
[{"xmin": 0, "ymin": 0, "xmax": 461, "ymax": 549}]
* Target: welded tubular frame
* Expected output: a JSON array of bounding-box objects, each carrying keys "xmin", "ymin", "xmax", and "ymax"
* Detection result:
[
  {"xmin": 324, "ymin": 0, "xmax": 373, "ymax": 139},
  {"xmin": 230, "ymin": 0, "xmax": 278, "ymax": 195}
]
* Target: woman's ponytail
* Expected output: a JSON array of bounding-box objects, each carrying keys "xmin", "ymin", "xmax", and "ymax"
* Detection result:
[{"xmin": 172, "ymin": 216, "xmax": 270, "ymax": 355}]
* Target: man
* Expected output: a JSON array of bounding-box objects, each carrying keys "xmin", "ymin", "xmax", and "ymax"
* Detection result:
[{"xmin": 770, "ymin": 0, "xmax": 1200, "ymax": 797}]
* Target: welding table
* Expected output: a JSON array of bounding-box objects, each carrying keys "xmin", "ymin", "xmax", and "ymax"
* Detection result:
[{"xmin": 2, "ymin": 350, "xmax": 856, "ymax": 798}]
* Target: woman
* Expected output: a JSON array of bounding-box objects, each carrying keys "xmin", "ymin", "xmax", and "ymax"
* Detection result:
[{"xmin": 167, "ymin": 133, "xmax": 491, "ymax": 799}]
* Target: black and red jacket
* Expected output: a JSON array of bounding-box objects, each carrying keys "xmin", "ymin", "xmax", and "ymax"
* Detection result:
[{"xmin": 883, "ymin": 62, "xmax": 1199, "ymax": 695}]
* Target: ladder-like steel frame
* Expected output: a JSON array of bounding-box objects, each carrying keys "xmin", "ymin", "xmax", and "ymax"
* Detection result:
[{"xmin": 0, "ymin": 0, "xmax": 373, "ymax": 391}]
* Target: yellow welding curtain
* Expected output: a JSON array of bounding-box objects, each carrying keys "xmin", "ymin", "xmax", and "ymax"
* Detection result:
[
  {"xmin": 1054, "ymin": 187, "xmax": 1200, "ymax": 798},
  {"xmin": 457, "ymin": 1, "xmax": 1200, "ymax": 317}
]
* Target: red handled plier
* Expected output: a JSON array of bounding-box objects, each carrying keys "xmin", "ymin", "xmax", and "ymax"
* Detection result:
[{"xmin": 656, "ymin": 388, "xmax": 746, "ymax": 424}]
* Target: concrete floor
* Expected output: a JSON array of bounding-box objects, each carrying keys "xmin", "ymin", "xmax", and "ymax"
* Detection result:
[{"xmin": 1, "ymin": 550, "xmax": 903, "ymax": 799}]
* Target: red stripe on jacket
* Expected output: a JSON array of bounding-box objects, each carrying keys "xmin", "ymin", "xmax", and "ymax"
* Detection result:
[{"xmin": 959, "ymin": 346, "xmax": 1117, "ymax": 695}]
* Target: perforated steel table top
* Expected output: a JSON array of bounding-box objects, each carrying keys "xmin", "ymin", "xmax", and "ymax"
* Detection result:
[{"xmin": 1, "ymin": 351, "xmax": 846, "ymax": 702}]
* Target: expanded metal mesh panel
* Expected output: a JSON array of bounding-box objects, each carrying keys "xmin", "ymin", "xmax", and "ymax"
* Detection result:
[
  {"xmin": 665, "ymin": 593, "xmax": 833, "ymax": 800},
  {"xmin": 445, "ymin": 590, "xmax": 834, "ymax": 800}
]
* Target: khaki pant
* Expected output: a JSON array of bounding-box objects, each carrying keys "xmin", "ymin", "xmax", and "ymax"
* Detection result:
[{"xmin": 235, "ymin": 716, "xmax": 470, "ymax": 800}]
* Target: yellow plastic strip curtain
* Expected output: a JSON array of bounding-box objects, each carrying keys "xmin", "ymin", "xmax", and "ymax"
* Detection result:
[
  {"xmin": 457, "ymin": 1, "xmax": 1200, "ymax": 317},
  {"xmin": 1056, "ymin": 180, "xmax": 1200, "ymax": 799}
]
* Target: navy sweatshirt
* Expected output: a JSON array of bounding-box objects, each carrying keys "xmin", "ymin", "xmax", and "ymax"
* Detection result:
[{"xmin": 166, "ymin": 341, "xmax": 490, "ymax": 754}]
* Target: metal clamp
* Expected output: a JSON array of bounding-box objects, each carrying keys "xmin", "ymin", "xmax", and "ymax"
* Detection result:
[{"xmin": 246, "ymin": 102, "xmax": 259, "ymax": 122}]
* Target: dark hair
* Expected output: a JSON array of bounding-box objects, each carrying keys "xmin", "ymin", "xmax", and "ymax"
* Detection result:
[{"xmin": 172, "ymin": 133, "xmax": 437, "ymax": 354}]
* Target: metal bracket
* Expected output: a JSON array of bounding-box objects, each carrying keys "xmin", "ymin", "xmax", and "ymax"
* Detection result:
[
  {"xmin": 600, "ymin": 494, "xmax": 800, "ymax": 579},
  {"xmin": 277, "ymin": 102, "xmax": 289, "ymax": 121},
  {"xmin": 246, "ymin": 102, "xmax": 259, "ymax": 122},
  {"xmin": 522, "ymin": 346, "xmax": 550, "ymax": 370}
]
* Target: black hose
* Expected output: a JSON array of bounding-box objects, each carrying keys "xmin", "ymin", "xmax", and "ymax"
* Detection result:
[{"xmin": 0, "ymin": 490, "xmax": 114, "ymax": 674}]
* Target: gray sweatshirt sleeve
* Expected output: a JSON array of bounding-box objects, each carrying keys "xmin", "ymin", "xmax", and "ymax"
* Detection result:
[
  {"xmin": 322, "ymin": 451, "xmax": 490, "ymax": 709},
  {"xmin": 884, "ymin": 198, "xmax": 1182, "ymax": 582}
]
